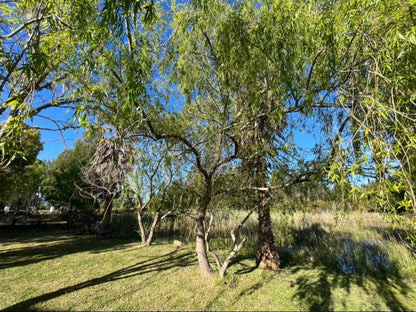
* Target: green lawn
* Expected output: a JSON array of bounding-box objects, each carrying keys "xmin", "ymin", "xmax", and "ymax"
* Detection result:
[{"xmin": 1, "ymin": 215, "xmax": 416, "ymax": 311}]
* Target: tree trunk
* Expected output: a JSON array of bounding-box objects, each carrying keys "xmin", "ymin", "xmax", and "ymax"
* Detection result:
[
  {"xmin": 196, "ymin": 210, "xmax": 215, "ymax": 280},
  {"xmin": 252, "ymin": 116, "xmax": 280, "ymax": 271},
  {"xmin": 146, "ymin": 211, "xmax": 160, "ymax": 246},
  {"xmin": 99, "ymin": 195, "xmax": 113, "ymax": 238},
  {"xmin": 195, "ymin": 180, "xmax": 215, "ymax": 280},
  {"xmin": 137, "ymin": 211, "xmax": 146, "ymax": 244},
  {"xmin": 256, "ymin": 190, "xmax": 280, "ymax": 270}
]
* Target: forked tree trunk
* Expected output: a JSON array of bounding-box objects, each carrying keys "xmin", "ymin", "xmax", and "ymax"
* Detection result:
[
  {"xmin": 205, "ymin": 211, "xmax": 251, "ymax": 279},
  {"xmin": 138, "ymin": 208, "xmax": 172, "ymax": 246}
]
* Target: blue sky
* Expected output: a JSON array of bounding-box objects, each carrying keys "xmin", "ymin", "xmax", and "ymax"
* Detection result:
[
  {"xmin": 34, "ymin": 107, "xmax": 319, "ymax": 161},
  {"xmin": 30, "ymin": 108, "xmax": 82, "ymax": 161},
  {"xmin": 37, "ymin": 127, "xmax": 82, "ymax": 161}
]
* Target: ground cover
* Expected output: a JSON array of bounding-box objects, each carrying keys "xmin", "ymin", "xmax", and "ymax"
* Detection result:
[{"xmin": 1, "ymin": 211, "xmax": 416, "ymax": 311}]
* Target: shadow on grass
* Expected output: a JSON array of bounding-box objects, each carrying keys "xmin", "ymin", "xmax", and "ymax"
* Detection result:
[
  {"xmin": 368, "ymin": 225, "xmax": 409, "ymax": 243},
  {"xmin": 0, "ymin": 227, "xmax": 136, "ymax": 270},
  {"xmin": 2, "ymin": 248, "xmax": 196, "ymax": 312},
  {"xmin": 0, "ymin": 225, "xmax": 71, "ymax": 244},
  {"xmin": 233, "ymin": 254, "xmax": 257, "ymax": 275},
  {"xmin": 285, "ymin": 223, "xmax": 411, "ymax": 311}
]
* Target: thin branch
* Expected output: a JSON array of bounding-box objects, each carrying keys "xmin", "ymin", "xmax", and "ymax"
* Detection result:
[
  {"xmin": 306, "ymin": 50, "xmax": 323, "ymax": 92},
  {"xmin": 1, "ymin": 15, "xmax": 50, "ymax": 39}
]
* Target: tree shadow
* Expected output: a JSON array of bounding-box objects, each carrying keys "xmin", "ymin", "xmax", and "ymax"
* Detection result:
[
  {"xmin": 0, "ymin": 228, "xmax": 136, "ymax": 270},
  {"xmin": 0, "ymin": 225, "xmax": 71, "ymax": 244},
  {"xmin": 203, "ymin": 269, "xmax": 275, "ymax": 310},
  {"xmin": 230, "ymin": 254, "xmax": 257, "ymax": 275},
  {"xmin": 288, "ymin": 223, "xmax": 411, "ymax": 311},
  {"xmin": 227, "ymin": 271, "xmax": 276, "ymax": 310},
  {"xmin": 2, "ymin": 248, "xmax": 196, "ymax": 311}
]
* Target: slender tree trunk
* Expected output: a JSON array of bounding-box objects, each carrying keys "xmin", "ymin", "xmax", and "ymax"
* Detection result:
[
  {"xmin": 146, "ymin": 211, "xmax": 160, "ymax": 246},
  {"xmin": 196, "ymin": 180, "xmax": 215, "ymax": 280},
  {"xmin": 196, "ymin": 209, "xmax": 215, "ymax": 280},
  {"xmin": 137, "ymin": 211, "xmax": 146, "ymax": 244},
  {"xmin": 99, "ymin": 195, "xmax": 113, "ymax": 238}
]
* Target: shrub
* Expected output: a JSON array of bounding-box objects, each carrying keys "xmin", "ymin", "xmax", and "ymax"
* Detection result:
[{"xmin": 111, "ymin": 210, "xmax": 139, "ymax": 239}]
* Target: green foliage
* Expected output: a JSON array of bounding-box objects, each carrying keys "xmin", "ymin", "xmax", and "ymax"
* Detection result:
[
  {"xmin": 0, "ymin": 127, "xmax": 43, "ymax": 169},
  {"xmin": 41, "ymin": 138, "xmax": 96, "ymax": 232},
  {"xmin": 42, "ymin": 139, "xmax": 95, "ymax": 207},
  {"xmin": 0, "ymin": 1, "xmax": 88, "ymax": 164},
  {"xmin": 111, "ymin": 210, "xmax": 139, "ymax": 239},
  {"xmin": 0, "ymin": 127, "xmax": 43, "ymax": 210},
  {"xmin": 320, "ymin": 0, "xmax": 416, "ymax": 212}
]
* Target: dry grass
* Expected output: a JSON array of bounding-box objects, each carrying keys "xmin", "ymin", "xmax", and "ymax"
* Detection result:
[{"xmin": 158, "ymin": 210, "xmax": 416, "ymax": 277}]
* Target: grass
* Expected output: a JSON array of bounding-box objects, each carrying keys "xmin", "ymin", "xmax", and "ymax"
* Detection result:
[{"xmin": 1, "ymin": 211, "xmax": 416, "ymax": 311}]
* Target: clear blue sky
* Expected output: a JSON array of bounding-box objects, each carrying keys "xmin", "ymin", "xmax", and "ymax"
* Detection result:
[
  {"xmin": 37, "ymin": 127, "xmax": 82, "ymax": 161},
  {"xmin": 31, "ymin": 108, "xmax": 83, "ymax": 161}
]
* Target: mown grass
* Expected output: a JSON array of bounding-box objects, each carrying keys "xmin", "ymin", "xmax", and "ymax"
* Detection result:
[{"xmin": 1, "ymin": 211, "xmax": 416, "ymax": 311}]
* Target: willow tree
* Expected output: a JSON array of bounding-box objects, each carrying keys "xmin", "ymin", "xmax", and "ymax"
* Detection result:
[
  {"xmin": 0, "ymin": 1, "xmax": 96, "ymax": 166},
  {"xmin": 168, "ymin": 0, "xmax": 330, "ymax": 271},
  {"xmin": 316, "ymin": 0, "xmax": 416, "ymax": 215}
]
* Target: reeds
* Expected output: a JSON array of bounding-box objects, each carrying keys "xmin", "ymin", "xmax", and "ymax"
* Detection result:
[{"xmin": 155, "ymin": 209, "xmax": 416, "ymax": 278}]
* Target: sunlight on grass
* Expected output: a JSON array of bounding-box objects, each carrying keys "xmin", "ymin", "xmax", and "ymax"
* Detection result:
[{"xmin": 1, "ymin": 211, "xmax": 416, "ymax": 311}]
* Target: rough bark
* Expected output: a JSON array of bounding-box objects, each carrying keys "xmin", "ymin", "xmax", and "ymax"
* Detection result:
[
  {"xmin": 251, "ymin": 116, "xmax": 280, "ymax": 271},
  {"xmin": 256, "ymin": 190, "xmax": 279, "ymax": 270}
]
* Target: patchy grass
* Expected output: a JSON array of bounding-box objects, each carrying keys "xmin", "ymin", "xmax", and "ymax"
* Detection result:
[{"xmin": 1, "ymin": 211, "xmax": 416, "ymax": 311}]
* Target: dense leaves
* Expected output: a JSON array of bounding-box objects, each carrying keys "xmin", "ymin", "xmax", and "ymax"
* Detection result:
[
  {"xmin": 1, "ymin": 0, "xmax": 416, "ymax": 278},
  {"xmin": 0, "ymin": 127, "xmax": 43, "ymax": 210}
]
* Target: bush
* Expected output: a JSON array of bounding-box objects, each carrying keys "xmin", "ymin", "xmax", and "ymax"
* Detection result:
[
  {"xmin": 63, "ymin": 195, "xmax": 99, "ymax": 235},
  {"xmin": 111, "ymin": 210, "xmax": 139, "ymax": 239}
]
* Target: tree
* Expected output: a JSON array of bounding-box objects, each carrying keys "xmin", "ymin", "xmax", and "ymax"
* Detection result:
[
  {"xmin": 42, "ymin": 139, "xmax": 95, "ymax": 207},
  {"xmin": 0, "ymin": 127, "xmax": 43, "ymax": 210},
  {"xmin": 79, "ymin": 134, "xmax": 132, "ymax": 238},
  {"xmin": 166, "ymin": 0, "xmax": 329, "ymax": 272},
  {"xmin": 0, "ymin": 1, "xmax": 93, "ymax": 165},
  {"xmin": 128, "ymin": 139, "xmax": 175, "ymax": 245},
  {"xmin": 42, "ymin": 138, "xmax": 96, "ymax": 231},
  {"xmin": 64, "ymin": 0, "xmax": 239, "ymax": 277},
  {"xmin": 74, "ymin": 0, "xmax": 328, "ymax": 278},
  {"xmin": 316, "ymin": 0, "xmax": 416, "ymax": 214}
]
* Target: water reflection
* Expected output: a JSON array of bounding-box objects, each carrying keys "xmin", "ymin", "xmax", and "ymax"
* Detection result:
[{"xmin": 337, "ymin": 234, "xmax": 391, "ymax": 275}]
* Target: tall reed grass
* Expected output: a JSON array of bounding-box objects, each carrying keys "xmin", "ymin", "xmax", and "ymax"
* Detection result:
[{"xmin": 154, "ymin": 209, "xmax": 416, "ymax": 278}]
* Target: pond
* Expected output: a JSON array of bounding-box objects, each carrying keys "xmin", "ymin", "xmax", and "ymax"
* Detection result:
[{"xmin": 337, "ymin": 234, "xmax": 391, "ymax": 275}]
